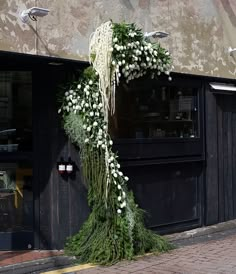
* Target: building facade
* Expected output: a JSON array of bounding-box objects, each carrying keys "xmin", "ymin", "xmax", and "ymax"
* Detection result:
[{"xmin": 0, "ymin": 0, "xmax": 236, "ymax": 250}]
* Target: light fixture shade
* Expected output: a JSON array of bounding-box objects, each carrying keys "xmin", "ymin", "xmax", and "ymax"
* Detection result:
[{"xmin": 209, "ymin": 82, "xmax": 236, "ymax": 95}]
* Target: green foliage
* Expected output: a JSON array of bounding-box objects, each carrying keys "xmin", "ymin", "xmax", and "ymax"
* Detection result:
[{"xmin": 59, "ymin": 21, "xmax": 173, "ymax": 265}]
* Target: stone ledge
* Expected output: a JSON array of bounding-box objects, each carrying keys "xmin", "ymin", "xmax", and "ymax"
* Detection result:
[
  {"xmin": 166, "ymin": 220, "xmax": 236, "ymax": 242},
  {"xmin": 0, "ymin": 255, "xmax": 74, "ymax": 274}
]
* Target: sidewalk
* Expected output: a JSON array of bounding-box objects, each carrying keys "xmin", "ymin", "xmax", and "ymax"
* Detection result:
[{"xmin": 1, "ymin": 220, "xmax": 236, "ymax": 273}]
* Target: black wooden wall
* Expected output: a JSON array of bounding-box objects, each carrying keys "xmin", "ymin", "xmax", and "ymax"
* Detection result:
[
  {"xmin": 34, "ymin": 65, "xmax": 90, "ymax": 249},
  {"xmin": 123, "ymin": 161, "xmax": 203, "ymax": 234},
  {"xmin": 205, "ymin": 89, "xmax": 236, "ymax": 225}
]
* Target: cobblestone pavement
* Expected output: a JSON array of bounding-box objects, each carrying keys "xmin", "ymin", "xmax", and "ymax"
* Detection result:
[{"xmin": 75, "ymin": 233, "xmax": 236, "ymax": 274}]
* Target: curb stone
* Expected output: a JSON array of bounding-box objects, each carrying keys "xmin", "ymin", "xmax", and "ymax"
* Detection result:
[{"xmin": 0, "ymin": 256, "xmax": 74, "ymax": 274}]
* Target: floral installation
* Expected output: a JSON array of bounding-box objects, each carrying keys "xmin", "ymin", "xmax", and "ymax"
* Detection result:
[{"xmin": 58, "ymin": 21, "xmax": 173, "ymax": 265}]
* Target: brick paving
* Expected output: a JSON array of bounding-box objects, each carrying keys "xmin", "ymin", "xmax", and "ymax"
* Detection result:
[
  {"xmin": 75, "ymin": 234, "xmax": 236, "ymax": 274},
  {"xmin": 0, "ymin": 250, "xmax": 63, "ymax": 267}
]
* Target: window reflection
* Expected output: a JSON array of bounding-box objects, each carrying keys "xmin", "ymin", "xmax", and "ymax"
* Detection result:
[
  {"xmin": 0, "ymin": 163, "xmax": 33, "ymax": 232},
  {"xmin": 110, "ymin": 82, "xmax": 199, "ymax": 139},
  {"xmin": 0, "ymin": 72, "xmax": 32, "ymax": 152}
]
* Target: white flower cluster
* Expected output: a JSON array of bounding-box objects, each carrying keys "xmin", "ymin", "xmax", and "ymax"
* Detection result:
[
  {"xmin": 59, "ymin": 80, "xmax": 109, "ymax": 148},
  {"xmin": 107, "ymin": 155, "xmax": 129, "ymax": 214},
  {"xmin": 59, "ymin": 75, "xmax": 129, "ymax": 215},
  {"xmin": 111, "ymin": 32, "xmax": 172, "ymax": 84},
  {"xmin": 59, "ymin": 23, "xmax": 173, "ymax": 217}
]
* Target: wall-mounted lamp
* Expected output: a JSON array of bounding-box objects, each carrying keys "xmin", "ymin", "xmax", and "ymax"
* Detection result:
[
  {"xmin": 57, "ymin": 162, "xmax": 66, "ymax": 175},
  {"xmin": 228, "ymin": 47, "xmax": 236, "ymax": 56},
  {"xmin": 20, "ymin": 7, "xmax": 50, "ymax": 23},
  {"xmin": 144, "ymin": 31, "xmax": 169, "ymax": 39},
  {"xmin": 66, "ymin": 163, "xmax": 73, "ymax": 174},
  {"xmin": 57, "ymin": 158, "xmax": 74, "ymax": 175}
]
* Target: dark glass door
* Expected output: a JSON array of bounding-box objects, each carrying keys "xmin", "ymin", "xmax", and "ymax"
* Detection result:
[{"xmin": 0, "ymin": 71, "xmax": 34, "ymax": 250}]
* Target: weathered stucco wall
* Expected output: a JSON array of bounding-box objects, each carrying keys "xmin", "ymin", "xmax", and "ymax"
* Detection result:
[{"xmin": 0, "ymin": 0, "xmax": 236, "ymax": 79}]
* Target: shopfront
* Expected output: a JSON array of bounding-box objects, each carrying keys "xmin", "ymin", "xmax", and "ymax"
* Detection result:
[
  {"xmin": 1, "ymin": 52, "xmax": 236, "ymax": 250},
  {"xmin": 0, "ymin": 52, "xmax": 88, "ymax": 250},
  {"xmin": 111, "ymin": 75, "xmax": 205, "ymax": 233}
]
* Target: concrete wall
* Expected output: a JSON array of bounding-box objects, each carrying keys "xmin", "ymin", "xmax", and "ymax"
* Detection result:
[{"xmin": 0, "ymin": 0, "xmax": 236, "ymax": 79}]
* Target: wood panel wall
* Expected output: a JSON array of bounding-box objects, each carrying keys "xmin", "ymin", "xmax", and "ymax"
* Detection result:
[{"xmin": 205, "ymin": 90, "xmax": 236, "ymax": 225}]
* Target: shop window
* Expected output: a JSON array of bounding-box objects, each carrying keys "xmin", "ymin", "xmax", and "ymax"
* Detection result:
[
  {"xmin": 0, "ymin": 72, "xmax": 32, "ymax": 152},
  {"xmin": 110, "ymin": 81, "xmax": 199, "ymax": 139},
  {"xmin": 0, "ymin": 162, "xmax": 33, "ymax": 232}
]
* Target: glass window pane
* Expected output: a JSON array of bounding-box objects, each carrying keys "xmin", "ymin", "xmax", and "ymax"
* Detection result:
[
  {"xmin": 0, "ymin": 162, "xmax": 33, "ymax": 232},
  {"xmin": 0, "ymin": 72, "xmax": 32, "ymax": 152},
  {"xmin": 110, "ymin": 82, "xmax": 199, "ymax": 139}
]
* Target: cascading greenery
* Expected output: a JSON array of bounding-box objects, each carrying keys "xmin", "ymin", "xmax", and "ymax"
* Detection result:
[{"xmin": 58, "ymin": 21, "xmax": 173, "ymax": 265}]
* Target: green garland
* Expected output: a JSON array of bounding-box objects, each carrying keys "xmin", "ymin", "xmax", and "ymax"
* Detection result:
[{"xmin": 58, "ymin": 21, "xmax": 173, "ymax": 265}]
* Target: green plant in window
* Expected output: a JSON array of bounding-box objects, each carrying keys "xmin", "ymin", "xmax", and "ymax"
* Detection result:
[{"xmin": 58, "ymin": 21, "xmax": 173, "ymax": 265}]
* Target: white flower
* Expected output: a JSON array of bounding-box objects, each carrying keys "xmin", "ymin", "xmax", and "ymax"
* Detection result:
[
  {"xmin": 113, "ymin": 37, "xmax": 118, "ymax": 43},
  {"xmin": 118, "ymin": 196, "xmax": 122, "ymax": 201},
  {"xmin": 120, "ymin": 201, "xmax": 126, "ymax": 208},
  {"xmin": 98, "ymin": 140, "xmax": 103, "ymax": 146},
  {"xmin": 122, "ymin": 60, "xmax": 125, "ymax": 64},
  {"xmin": 102, "ymin": 144, "xmax": 106, "ymax": 149},
  {"xmin": 117, "ymin": 184, "xmax": 121, "ymax": 189},
  {"xmin": 109, "ymin": 156, "xmax": 114, "ymax": 162},
  {"xmin": 109, "ymin": 140, "xmax": 113, "ymax": 145},
  {"xmin": 89, "ymin": 80, "xmax": 93, "ymax": 85},
  {"xmin": 117, "ymin": 163, "xmax": 120, "ymax": 168},
  {"xmin": 117, "ymin": 209, "xmax": 122, "ymax": 214},
  {"xmin": 122, "ymin": 191, "xmax": 126, "ymax": 198},
  {"xmin": 112, "ymin": 60, "xmax": 116, "ymax": 66},
  {"xmin": 68, "ymin": 102, "xmax": 72, "ymax": 106},
  {"xmin": 110, "ymin": 163, "xmax": 115, "ymax": 168},
  {"xmin": 83, "ymin": 125, "xmax": 87, "ymax": 129},
  {"xmin": 85, "ymin": 103, "xmax": 89, "ymax": 107},
  {"xmin": 98, "ymin": 103, "xmax": 103, "ymax": 108},
  {"xmin": 113, "ymin": 173, "xmax": 118, "ymax": 178},
  {"xmin": 168, "ymin": 76, "xmax": 172, "ymax": 81},
  {"xmin": 69, "ymin": 90, "xmax": 73, "ymax": 94},
  {"xmin": 87, "ymin": 127, "xmax": 91, "ymax": 132},
  {"xmin": 119, "ymin": 171, "xmax": 123, "ymax": 176},
  {"xmin": 85, "ymin": 138, "xmax": 89, "ymax": 143},
  {"xmin": 124, "ymin": 176, "xmax": 129, "ymax": 181},
  {"xmin": 93, "ymin": 121, "xmax": 98, "ymax": 127},
  {"xmin": 93, "ymin": 104, "xmax": 97, "ymax": 109},
  {"xmin": 89, "ymin": 112, "xmax": 94, "ymax": 116},
  {"xmin": 58, "ymin": 108, "xmax": 61, "ymax": 114},
  {"xmin": 77, "ymin": 84, "xmax": 81, "ymax": 89},
  {"xmin": 118, "ymin": 61, "xmax": 122, "ymax": 66},
  {"xmin": 65, "ymin": 91, "xmax": 69, "ymax": 96}
]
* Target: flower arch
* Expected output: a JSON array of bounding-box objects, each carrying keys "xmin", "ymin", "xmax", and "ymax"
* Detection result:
[{"xmin": 58, "ymin": 21, "xmax": 173, "ymax": 265}]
